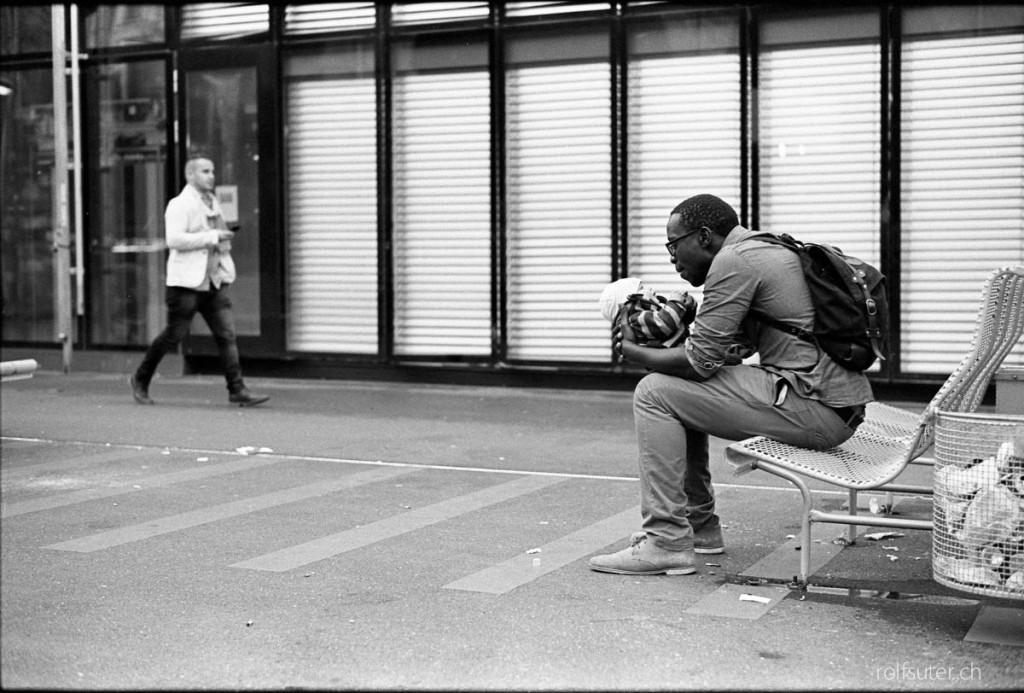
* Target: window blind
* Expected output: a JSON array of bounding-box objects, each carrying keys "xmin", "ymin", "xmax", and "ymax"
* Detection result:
[
  {"xmin": 505, "ymin": 2, "xmax": 611, "ymax": 18},
  {"xmin": 284, "ymin": 2, "xmax": 376, "ymax": 35},
  {"xmin": 285, "ymin": 75, "xmax": 378, "ymax": 354},
  {"xmin": 505, "ymin": 59, "xmax": 612, "ymax": 363},
  {"xmin": 626, "ymin": 51, "xmax": 742, "ymax": 302},
  {"xmin": 758, "ymin": 40, "xmax": 882, "ymax": 266},
  {"xmin": 900, "ymin": 32, "xmax": 1024, "ymax": 372},
  {"xmin": 391, "ymin": 69, "xmax": 493, "ymax": 357},
  {"xmin": 180, "ymin": 3, "xmax": 268, "ymax": 40},
  {"xmin": 390, "ymin": 2, "xmax": 489, "ymax": 25}
]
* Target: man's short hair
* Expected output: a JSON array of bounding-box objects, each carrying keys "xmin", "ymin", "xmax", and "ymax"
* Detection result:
[
  {"xmin": 671, "ymin": 194, "xmax": 739, "ymax": 236},
  {"xmin": 184, "ymin": 153, "xmax": 213, "ymax": 176}
]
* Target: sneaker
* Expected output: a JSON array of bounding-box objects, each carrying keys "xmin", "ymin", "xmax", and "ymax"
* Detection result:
[
  {"xmin": 228, "ymin": 388, "xmax": 270, "ymax": 407},
  {"xmin": 129, "ymin": 375, "xmax": 154, "ymax": 405},
  {"xmin": 589, "ymin": 533, "xmax": 696, "ymax": 576},
  {"xmin": 694, "ymin": 525, "xmax": 725, "ymax": 555}
]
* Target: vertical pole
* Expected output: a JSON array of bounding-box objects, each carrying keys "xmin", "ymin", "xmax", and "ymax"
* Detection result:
[
  {"xmin": 51, "ymin": 4, "xmax": 73, "ymax": 371},
  {"xmin": 70, "ymin": 3, "xmax": 85, "ymax": 320}
]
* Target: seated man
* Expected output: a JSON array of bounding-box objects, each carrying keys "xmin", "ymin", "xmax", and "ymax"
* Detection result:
[{"xmin": 589, "ymin": 194, "xmax": 873, "ymax": 576}]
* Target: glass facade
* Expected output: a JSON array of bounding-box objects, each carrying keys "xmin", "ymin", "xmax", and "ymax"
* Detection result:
[
  {"xmin": 0, "ymin": 68, "xmax": 56, "ymax": 342},
  {"xmin": 84, "ymin": 60, "xmax": 168, "ymax": 346},
  {"xmin": 0, "ymin": 6, "xmax": 51, "ymax": 56},
  {"xmin": 83, "ymin": 5, "xmax": 166, "ymax": 48},
  {"xmin": 1, "ymin": 3, "xmax": 1022, "ymax": 385}
]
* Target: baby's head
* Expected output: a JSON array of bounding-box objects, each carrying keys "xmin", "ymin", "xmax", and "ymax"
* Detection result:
[{"xmin": 599, "ymin": 277, "xmax": 653, "ymax": 322}]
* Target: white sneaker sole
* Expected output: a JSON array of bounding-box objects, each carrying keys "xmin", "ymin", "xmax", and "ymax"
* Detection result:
[
  {"xmin": 694, "ymin": 546, "xmax": 725, "ymax": 555},
  {"xmin": 588, "ymin": 564, "xmax": 696, "ymax": 576}
]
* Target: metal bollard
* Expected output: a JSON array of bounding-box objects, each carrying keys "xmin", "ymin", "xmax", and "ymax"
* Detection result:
[{"xmin": 1, "ymin": 359, "xmax": 39, "ymax": 382}]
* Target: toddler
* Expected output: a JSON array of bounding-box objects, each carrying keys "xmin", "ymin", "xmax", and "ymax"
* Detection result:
[{"xmin": 599, "ymin": 277, "xmax": 697, "ymax": 348}]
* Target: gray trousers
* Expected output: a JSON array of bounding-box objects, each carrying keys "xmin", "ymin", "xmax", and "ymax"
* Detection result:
[{"xmin": 634, "ymin": 367, "xmax": 857, "ymax": 550}]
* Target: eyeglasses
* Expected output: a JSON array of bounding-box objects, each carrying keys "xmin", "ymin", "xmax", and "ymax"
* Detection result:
[{"xmin": 665, "ymin": 227, "xmax": 705, "ymax": 257}]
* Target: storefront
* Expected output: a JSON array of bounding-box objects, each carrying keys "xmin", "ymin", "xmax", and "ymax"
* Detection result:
[{"xmin": 2, "ymin": 2, "xmax": 1022, "ymax": 390}]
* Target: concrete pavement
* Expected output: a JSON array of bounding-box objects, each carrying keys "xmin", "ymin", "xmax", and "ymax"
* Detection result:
[{"xmin": 2, "ymin": 370, "xmax": 1022, "ymax": 690}]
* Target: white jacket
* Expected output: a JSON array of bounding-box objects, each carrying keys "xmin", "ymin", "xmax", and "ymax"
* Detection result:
[{"xmin": 164, "ymin": 184, "xmax": 236, "ymax": 288}]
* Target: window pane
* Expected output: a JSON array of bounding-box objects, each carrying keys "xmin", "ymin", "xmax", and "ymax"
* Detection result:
[
  {"xmin": 505, "ymin": 2, "xmax": 611, "ymax": 19},
  {"xmin": 284, "ymin": 2, "xmax": 376, "ymax": 35},
  {"xmin": 84, "ymin": 5, "xmax": 166, "ymax": 48},
  {"xmin": 285, "ymin": 45, "xmax": 378, "ymax": 354},
  {"xmin": 184, "ymin": 67, "xmax": 261, "ymax": 335},
  {"xmin": 505, "ymin": 31, "xmax": 611, "ymax": 363},
  {"xmin": 84, "ymin": 61, "xmax": 167, "ymax": 346},
  {"xmin": 392, "ymin": 41, "xmax": 492, "ymax": 357},
  {"xmin": 627, "ymin": 14, "xmax": 742, "ymax": 303},
  {"xmin": 900, "ymin": 7, "xmax": 1024, "ymax": 373},
  {"xmin": 758, "ymin": 12, "xmax": 882, "ymax": 268},
  {"xmin": 0, "ymin": 69, "xmax": 55, "ymax": 341},
  {"xmin": 180, "ymin": 3, "xmax": 269, "ymax": 40},
  {"xmin": 1, "ymin": 6, "xmax": 51, "ymax": 56},
  {"xmin": 390, "ymin": 2, "xmax": 488, "ymax": 25}
]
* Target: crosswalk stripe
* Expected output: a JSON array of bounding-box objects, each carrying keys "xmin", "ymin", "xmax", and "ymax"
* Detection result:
[
  {"xmin": 738, "ymin": 522, "xmax": 846, "ymax": 582},
  {"xmin": 1, "ymin": 447, "xmax": 149, "ymax": 480},
  {"xmin": 442, "ymin": 506, "xmax": 640, "ymax": 594},
  {"xmin": 1, "ymin": 456, "xmax": 281, "ymax": 518},
  {"xmin": 231, "ymin": 474, "xmax": 565, "ymax": 572},
  {"xmin": 41, "ymin": 466, "xmax": 415, "ymax": 553},
  {"xmin": 684, "ymin": 583, "xmax": 790, "ymax": 619}
]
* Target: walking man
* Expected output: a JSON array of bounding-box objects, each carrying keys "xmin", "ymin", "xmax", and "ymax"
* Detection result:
[{"xmin": 129, "ymin": 155, "xmax": 269, "ymax": 407}]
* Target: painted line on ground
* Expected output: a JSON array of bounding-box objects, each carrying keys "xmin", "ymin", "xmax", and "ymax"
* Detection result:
[
  {"xmin": 231, "ymin": 475, "xmax": 566, "ymax": 573},
  {"xmin": 443, "ymin": 506, "xmax": 640, "ymax": 594},
  {"xmin": 1, "ymin": 456, "xmax": 281, "ymax": 518},
  {"xmin": 42, "ymin": 466, "xmax": 415, "ymax": 553},
  {"xmin": 1, "ymin": 446, "xmax": 151, "ymax": 479},
  {"xmin": 684, "ymin": 583, "xmax": 791, "ymax": 619},
  {"xmin": 0, "ymin": 436, "xmax": 853, "ymax": 496},
  {"xmin": 738, "ymin": 522, "xmax": 849, "ymax": 582},
  {"xmin": 964, "ymin": 606, "xmax": 1024, "ymax": 647}
]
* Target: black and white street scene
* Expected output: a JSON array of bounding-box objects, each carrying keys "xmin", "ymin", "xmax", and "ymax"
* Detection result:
[{"xmin": 2, "ymin": 2, "xmax": 1022, "ymax": 690}]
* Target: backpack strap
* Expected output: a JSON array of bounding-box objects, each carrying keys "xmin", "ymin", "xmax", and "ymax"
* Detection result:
[
  {"xmin": 747, "ymin": 309, "xmax": 815, "ymax": 344},
  {"xmin": 852, "ymin": 270, "xmax": 888, "ymax": 363},
  {"xmin": 743, "ymin": 232, "xmax": 815, "ymax": 343},
  {"xmin": 747, "ymin": 231, "xmax": 888, "ymax": 368}
]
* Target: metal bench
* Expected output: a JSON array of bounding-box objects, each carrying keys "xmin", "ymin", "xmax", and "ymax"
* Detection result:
[{"xmin": 725, "ymin": 266, "xmax": 1024, "ymax": 586}]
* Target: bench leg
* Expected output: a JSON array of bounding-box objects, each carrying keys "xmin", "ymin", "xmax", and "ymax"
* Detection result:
[
  {"xmin": 756, "ymin": 461, "xmax": 816, "ymax": 586},
  {"xmin": 801, "ymin": 496, "xmax": 813, "ymax": 586},
  {"xmin": 848, "ymin": 489, "xmax": 858, "ymax": 545}
]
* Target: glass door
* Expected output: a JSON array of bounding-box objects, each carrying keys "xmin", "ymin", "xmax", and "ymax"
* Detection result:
[
  {"xmin": 84, "ymin": 59, "xmax": 168, "ymax": 347},
  {"xmin": 0, "ymin": 67, "xmax": 56, "ymax": 342},
  {"xmin": 177, "ymin": 46, "xmax": 281, "ymax": 356}
]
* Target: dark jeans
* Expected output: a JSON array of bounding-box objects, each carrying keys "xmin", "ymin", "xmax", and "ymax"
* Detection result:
[{"xmin": 135, "ymin": 285, "xmax": 244, "ymax": 393}]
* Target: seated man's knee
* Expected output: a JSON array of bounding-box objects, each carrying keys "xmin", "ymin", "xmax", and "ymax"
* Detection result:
[{"xmin": 634, "ymin": 372, "xmax": 676, "ymax": 410}]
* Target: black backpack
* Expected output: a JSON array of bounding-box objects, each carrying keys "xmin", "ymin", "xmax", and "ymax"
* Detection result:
[{"xmin": 748, "ymin": 232, "xmax": 890, "ymax": 371}]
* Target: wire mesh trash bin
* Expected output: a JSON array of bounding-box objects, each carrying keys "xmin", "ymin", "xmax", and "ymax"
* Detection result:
[{"xmin": 933, "ymin": 411, "xmax": 1024, "ymax": 600}]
